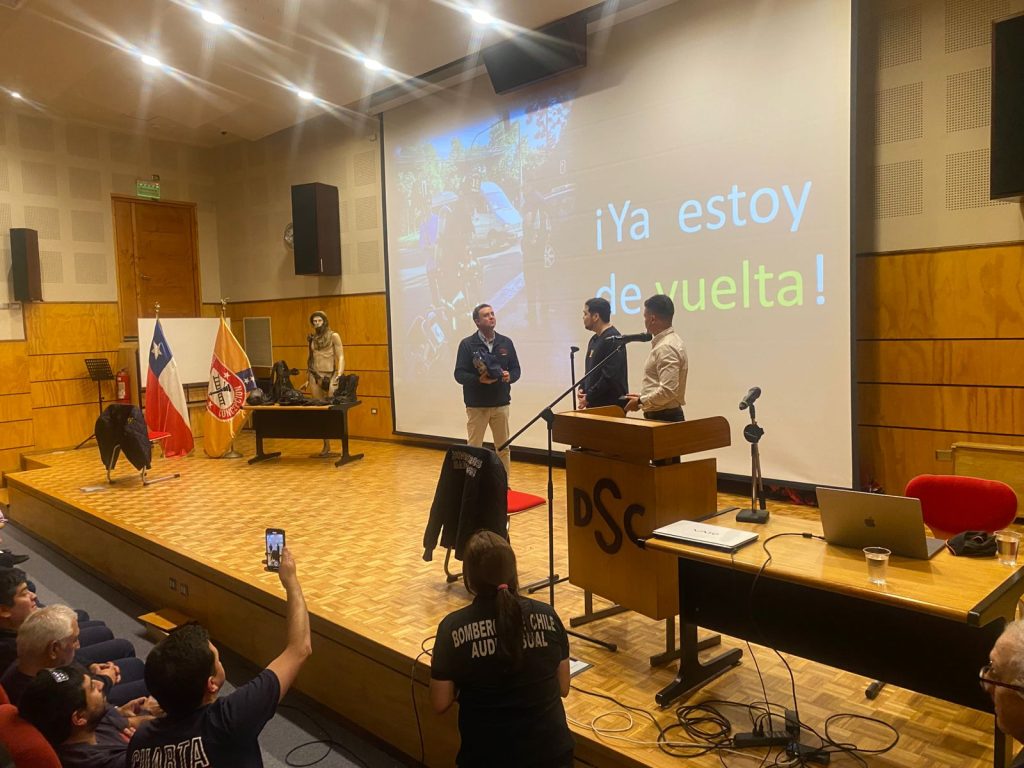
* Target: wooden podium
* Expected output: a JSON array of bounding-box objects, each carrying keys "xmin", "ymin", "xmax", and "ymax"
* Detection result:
[{"xmin": 552, "ymin": 409, "xmax": 730, "ymax": 620}]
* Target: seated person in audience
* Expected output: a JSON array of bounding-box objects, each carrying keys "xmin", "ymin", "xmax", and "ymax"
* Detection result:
[
  {"xmin": 982, "ymin": 620, "xmax": 1024, "ymax": 767},
  {"xmin": 0, "ymin": 604, "xmax": 147, "ymax": 706},
  {"xmin": 430, "ymin": 530, "xmax": 573, "ymax": 768},
  {"xmin": 18, "ymin": 665, "xmax": 158, "ymax": 768},
  {"xmin": 127, "ymin": 548, "xmax": 311, "ymax": 768},
  {"xmin": 0, "ymin": 567, "xmax": 136, "ymax": 672}
]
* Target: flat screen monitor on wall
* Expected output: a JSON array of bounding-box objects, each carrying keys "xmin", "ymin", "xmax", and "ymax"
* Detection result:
[{"xmin": 382, "ymin": 0, "xmax": 854, "ymax": 488}]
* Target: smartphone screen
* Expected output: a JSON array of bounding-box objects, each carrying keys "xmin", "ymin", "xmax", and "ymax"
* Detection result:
[{"xmin": 265, "ymin": 528, "xmax": 285, "ymax": 571}]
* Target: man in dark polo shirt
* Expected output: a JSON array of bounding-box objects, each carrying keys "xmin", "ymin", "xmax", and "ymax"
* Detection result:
[{"xmin": 577, "ymin": 297, "xmax": 628, "ymax": 409}]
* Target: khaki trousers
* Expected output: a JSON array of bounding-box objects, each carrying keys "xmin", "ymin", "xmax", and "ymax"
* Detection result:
[{"xmin": 466, "ymin": 405, "xmax": 511, "ymax": 480}]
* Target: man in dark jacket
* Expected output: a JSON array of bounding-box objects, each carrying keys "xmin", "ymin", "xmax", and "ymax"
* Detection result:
[
  {"xmin": 577, "ymin": 297, "xmax": 628, "ymax": 409},
  {"xmin": 453, "ymin": 304, "xmax": 521, "ymax": 479}
]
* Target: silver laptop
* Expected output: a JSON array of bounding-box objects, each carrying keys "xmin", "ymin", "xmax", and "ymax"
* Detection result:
[
  {"xmin": 816, "ymin": 487, "xmax": 945, "ymax": 559},
  {"xmin": 652, "ymin": 519, "xmax": 759, "ymax": 553}
]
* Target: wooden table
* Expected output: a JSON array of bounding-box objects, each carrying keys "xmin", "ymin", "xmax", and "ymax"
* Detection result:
[
  {"xmin": 243, "ymin": 403, "xmax": 363, "ymax": 467},
  {"xmin": 645, "ymin": 513, "xmax": 1024, "ymax": 765}
]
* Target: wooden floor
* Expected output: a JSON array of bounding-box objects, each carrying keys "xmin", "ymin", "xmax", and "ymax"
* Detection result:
[{"xmin": 5, "ymin": 434, "xmax": 1005, "ymax": 767}]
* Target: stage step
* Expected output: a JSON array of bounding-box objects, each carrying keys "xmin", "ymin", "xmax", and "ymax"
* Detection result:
[{"xmin": 138, "ymin": 608, "xmax": 194, "ymax": 642}]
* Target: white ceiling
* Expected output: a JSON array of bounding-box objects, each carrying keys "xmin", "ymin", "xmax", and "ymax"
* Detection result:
[{"xmin": 0, "ymin": 0, "xmax": 598, "ymax": 146}]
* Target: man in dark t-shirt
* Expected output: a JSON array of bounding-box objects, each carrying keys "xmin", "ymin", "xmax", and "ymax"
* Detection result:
[
  {"xmin": 577, "ymin": 297, "xmax": 628, "ymax": 409},
  {"xmin": 431, "ymin": 596, "xmax": 573, "ymax": 767},
  {"xmin": 127, "ymin": 549, "xmax": 311, "ymax": 768}
]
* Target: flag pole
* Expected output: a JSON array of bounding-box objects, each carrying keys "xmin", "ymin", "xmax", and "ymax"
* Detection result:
[{"xmin": 219, "ymin": 297, "xmax": 244, "ymax": 459}]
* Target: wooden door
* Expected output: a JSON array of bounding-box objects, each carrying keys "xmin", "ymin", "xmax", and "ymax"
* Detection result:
[{"xmin": 113, "ymin": 196, "xmax": 201, "ymax": 338}]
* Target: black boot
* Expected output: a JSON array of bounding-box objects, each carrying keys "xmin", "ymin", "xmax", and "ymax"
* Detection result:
[{"xmin": 344, "ymin": 373, "xmax": 359, "ymax": 402}]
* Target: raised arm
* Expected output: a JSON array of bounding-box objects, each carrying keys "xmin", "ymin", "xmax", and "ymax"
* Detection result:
[{"xmin": 266, "ymin": 548, "xmax": 312, "ymax": 700}]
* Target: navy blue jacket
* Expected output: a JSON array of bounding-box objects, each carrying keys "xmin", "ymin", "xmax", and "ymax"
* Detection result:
[{"xmin": 454, "ymin": 331, "xmax": 521, "ymax": 408}]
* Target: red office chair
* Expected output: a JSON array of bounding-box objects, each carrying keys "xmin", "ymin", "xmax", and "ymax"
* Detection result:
[
  {"xmin": 905, "ymin": 474, "xmax": 1018, "ymax": 540},
  {"xmin": 0, "ymin": 704, "xmax": 61, "ymax": 768}
]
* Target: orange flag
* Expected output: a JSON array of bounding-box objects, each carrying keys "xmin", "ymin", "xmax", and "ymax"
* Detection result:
[{"xmin": 203, "ymin": 319, "xmax": 256, "ymax": 457}]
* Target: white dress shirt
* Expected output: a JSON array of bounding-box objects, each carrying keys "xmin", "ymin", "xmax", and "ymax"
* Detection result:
[{"xmin": 639, "ymin": 327, "xmax": 687, "ymax": 412}]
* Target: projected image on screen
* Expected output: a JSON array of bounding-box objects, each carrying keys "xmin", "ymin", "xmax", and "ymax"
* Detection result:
[{"xmin": 385, "ymin": 0, "xmax": 853, "ymax": 487}]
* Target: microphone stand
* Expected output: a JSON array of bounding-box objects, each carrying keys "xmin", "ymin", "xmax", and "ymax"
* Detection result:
[
  {"xmin": 736, "ymin": 403, "xmax": 768, "ymax": 524},
  {"xmin": 499, "ymin": 342, "xmax": 628, "ymax": 652},
  {"xmin": 569, "ymin": 346, "xmax": 580, "ymax": 410}
]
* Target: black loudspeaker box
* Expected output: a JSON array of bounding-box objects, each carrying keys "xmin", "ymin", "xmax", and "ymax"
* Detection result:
[
  {"xmin": 482, "ymin": 14, "xmax": 587, "ymax": 96},
  {"xmin": 291, "ymin": 182, "xmax": 341, "ymax": 276},
  {"xmin": 10, "ymin": 228, "xmax": 42, "ymax": 302},
  {"xmin": 991, "ymin": 13, "xmax": 1024, "ymax": 199}
]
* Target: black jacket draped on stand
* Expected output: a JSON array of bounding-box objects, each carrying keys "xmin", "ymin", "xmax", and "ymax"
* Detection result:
[{"xmin": 423, "ymin": 445, "xmax": 508, "ymax": 561}]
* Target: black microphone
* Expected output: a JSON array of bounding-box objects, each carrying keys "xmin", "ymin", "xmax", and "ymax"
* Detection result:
[
  {"xmin": 570, "ymin": 346, "xmax": 580, "ymax": 353},
  {"xmin": 739, "ymin": 386, "xmax": 761, "ymax": 410},
  {"xmin": 609, "ymin": 333, "xmax": 653, "ymax": 343}
]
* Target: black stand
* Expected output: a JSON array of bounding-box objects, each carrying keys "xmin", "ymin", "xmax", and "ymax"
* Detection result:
[
  {"xmin": 499, "ymin": 344, "xmax": 628, "ymax": 653},
  {"xmin": 76, "ymin": 358, "xmax": 115, "ymax": 449},
  {"xmin": 569, "ymin": 345, "xmax": 579, "ymax": 410},
  {"xmin": 735, "ymin": 403, "xmax": 768, "ymax": 524}
]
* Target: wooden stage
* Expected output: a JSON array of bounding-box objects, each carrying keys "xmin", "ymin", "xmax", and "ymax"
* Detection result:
[{"xmin": 4, "ymin": 435, "xmax": 1005, "ymax": 767}]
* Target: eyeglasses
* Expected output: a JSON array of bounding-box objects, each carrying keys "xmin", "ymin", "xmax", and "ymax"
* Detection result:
[{"xmin": 979, "ymin": 663, "xmax": 1024, "ymax": 695}]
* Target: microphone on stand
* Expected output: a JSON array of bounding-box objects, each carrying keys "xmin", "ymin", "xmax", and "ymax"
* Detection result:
[
  {"xmin": 608, "ymin": 333, "xmax": 653, "ymax": 343},
  {"xmin": 739, "ymin": 386, "xmax": 762, "ymax": 410},
  {"xmin": 570, "ymin": 346, "xmax": 580, "ymax": 354}
]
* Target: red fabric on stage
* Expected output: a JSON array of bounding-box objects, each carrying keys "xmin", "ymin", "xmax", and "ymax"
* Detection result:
[{"xmin": 507, "ymin": 489, "xmax": 545, "ymax": 515}]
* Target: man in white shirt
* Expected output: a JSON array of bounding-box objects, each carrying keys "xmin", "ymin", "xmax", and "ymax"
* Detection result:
[{"xmin": 623, "ymin": 294, "xmax": 687, "ymax": 422}]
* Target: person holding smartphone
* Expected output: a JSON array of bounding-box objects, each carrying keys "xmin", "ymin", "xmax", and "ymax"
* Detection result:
[
  {"xmin": 127, "ymin": 548, "xmax": 311, "ymax": 768},
  {"xmin": 430, "ymin": 531, "xmax": 572, "ymax": 768}
]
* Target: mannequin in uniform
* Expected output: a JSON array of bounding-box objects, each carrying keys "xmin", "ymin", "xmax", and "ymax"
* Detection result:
[{"xmin": 307, "ymin": 310, "xmax": 344, "ymax": 456}]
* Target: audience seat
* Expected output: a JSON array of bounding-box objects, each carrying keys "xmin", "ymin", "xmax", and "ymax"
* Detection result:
[
  {"xmin": 0, "ymin": 704, "xmax": 60, "ymax": 768},
  {"xmin": 905, "ymin": 474, "xmax": 1018, "ymax": 540}
]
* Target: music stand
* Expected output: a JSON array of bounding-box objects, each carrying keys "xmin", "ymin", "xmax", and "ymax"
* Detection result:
[{"xmin": 75, "ymin": 358, "xmax": 115, "ymax": 449}]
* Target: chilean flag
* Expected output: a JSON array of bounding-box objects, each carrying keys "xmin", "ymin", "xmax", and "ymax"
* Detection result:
[{"xmin": 145, "ymin": 320, "xmax": 194, "ymax": 457}]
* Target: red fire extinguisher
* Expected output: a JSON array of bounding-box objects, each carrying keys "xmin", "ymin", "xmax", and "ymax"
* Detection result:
[{"xmin": 115, "ymin": 368, "xmax": 131, "ymax": 403}]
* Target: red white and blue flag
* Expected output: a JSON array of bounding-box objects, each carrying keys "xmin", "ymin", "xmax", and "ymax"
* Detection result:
[{"xmin": 145, "ymin": 320, "xmax": 194, "ymax": 457}]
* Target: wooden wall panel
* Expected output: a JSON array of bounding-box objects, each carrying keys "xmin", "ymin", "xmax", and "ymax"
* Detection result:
[
  {"xmin": 0, "ymin": 421, "xmax": 32, "ymax": 451},
  {"xmin": 858, "ymin": 426, "xmax": 1024, "ymax": 497},
  {"xmin": 113, "ymin": 199, "xmax": 138, "ymax": 339},
  {"xmin": 858, "ymin": 340, "xmax": 1024, "ymax": 386},
  {"xmin": 23, "ymin": 303, "xmax": 121, "ymax": 355},
  {"xmin": 856, "ymin": 244, "xmax": 1024, "ymax": 340},
  {"xmin": 0, "ymin": 343, "xmax": 30, "ymax": 395},
  {"xmin": 346, "ymin": 345, "xmax": 390, "ymax": 371},
  {"xmin": 0, "ymin": 394, "xmax": 33, "ymax": 422},
  {"xmin": 858, "ymin": 384, "xmax": 1024, "ymax": 435},
  {"xmin": 0, "ymin": 448, "xmax": 23, "ymax": 478},
  {"xmin": 32, "ymin": 404, "xmax": 97, "ymax": 450},
  {"xmin": 29, "ymin": 352, "xmax": 120, "ymax": 383},
  {"xmin": 31, "ymin": 379, "xmax": 109, "ymax": 409},
  {"xmin": 347, "ymin": 396, "xmax": 393, "ymax": 439}
]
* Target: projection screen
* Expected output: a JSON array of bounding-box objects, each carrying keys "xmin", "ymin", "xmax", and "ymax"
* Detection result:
[{"xmin": 383, "ymin": 0, "xmax": 853, "ymax": 487}]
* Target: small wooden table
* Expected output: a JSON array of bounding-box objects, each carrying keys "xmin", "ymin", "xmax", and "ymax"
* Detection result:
[{"xmin": 243, "ymin": 402, "xmax": 363, "ymax": 467}]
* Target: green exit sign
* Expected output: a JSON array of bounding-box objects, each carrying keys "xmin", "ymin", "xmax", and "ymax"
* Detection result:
[{"xmin": 136, "ymin": 179, "xmax": 161, "ymax": 200}]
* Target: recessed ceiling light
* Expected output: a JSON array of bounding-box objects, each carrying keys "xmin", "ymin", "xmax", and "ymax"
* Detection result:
[
  {"xmin": 469, "ymin": 8, "xmax": 495, "ymax": 25},
  {"xmin": 140, "ymin": 54, "xmax": 162, "ymax": 68},
  {"xmin": 200, "ymin": 9, "xmax": 225, "ymax": 25},
  {"xmin": 296, "ymin": 89, "xmax": 315, "ymax": 101},
  {"xmin": 362, "ymin": 57, "xmax": 383, "ymax": 71},
  {"xmin": 11, "ymin": 91, "xmax": 22, "ymax": 100}
]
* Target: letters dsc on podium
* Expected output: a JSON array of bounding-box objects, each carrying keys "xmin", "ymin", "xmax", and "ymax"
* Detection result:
[{"xmin": 552, "ymin": 409, "xmax": 731, "ymax": 620}]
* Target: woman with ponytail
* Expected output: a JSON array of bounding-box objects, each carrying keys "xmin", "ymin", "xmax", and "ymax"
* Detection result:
[{"xmin": 430, "ymin": 530, "xmax": 573, "ymax": 767}]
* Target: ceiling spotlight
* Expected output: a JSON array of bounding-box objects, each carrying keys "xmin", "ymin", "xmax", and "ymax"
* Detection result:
[
  {"xmin": 11, "ymin": 91, "xmax": 22, "ymax": 100},
  {"xmin": 200, "ymin": 9, "xmax": 226, "ymax": 25},
  {"xmin": 469, "ymin": 8, "xmax": 495, "ymax": 25},
  {"xmin": 362, "ymin": 57, "xmax": 383, "ymax": 71},
  {"xmin": 140, "ymin": 54, "xmax": 163, "ymax": 68},
  {"xmin": 296, "ymin": 89, "xmax": 315, "ymax": 101}
]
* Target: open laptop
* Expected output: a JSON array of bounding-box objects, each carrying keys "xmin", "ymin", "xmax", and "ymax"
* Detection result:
[
  {"xmin": 816, "ymin": 487, "xmax": 945, "ymax": 559},
  {"xmin": 652, "ymin": 519, "xmax": 759, "ymax": 553}
]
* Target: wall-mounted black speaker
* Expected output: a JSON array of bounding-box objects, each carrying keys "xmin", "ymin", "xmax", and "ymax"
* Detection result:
[
  {"xmin": 991, "ymin": 12, "xmax": 1024, "ymax": 199},
  {"xmin": 291, "ymin": 182, "xmax": 341, "ymax": 276},
  {"xmin": 10, "ymin": 228, "xmax": 42, "ymax": 302},
  {"xmin": 482, "ymin": 14, "xmax": 587, "ymax": 96}
]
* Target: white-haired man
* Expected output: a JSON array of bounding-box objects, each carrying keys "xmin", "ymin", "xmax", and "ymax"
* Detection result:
[
  {"xmin": 0, "ymin": 604, "xmax": 146, "ymax": 706},
  {"xmin": 981, "ymin": 619, "xmax": 1024, "ymax": 766}
]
